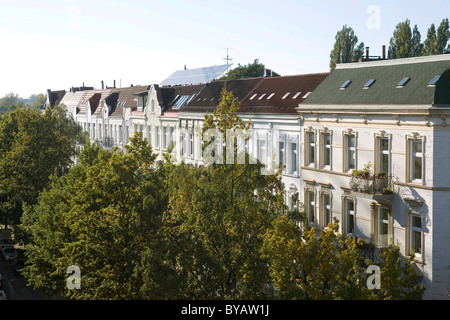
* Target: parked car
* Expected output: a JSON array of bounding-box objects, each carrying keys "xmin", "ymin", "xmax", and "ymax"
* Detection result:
[
  {"xmin": 12, "ymin": 259, "xmax": 25, "ymax": 276},
  {"xmin": 0, "ymin": 238, "xmax": 13, "ymax": 251},
  {"xmin": 1, "ymin": 247, "xmax": 17, "ymax": 261}
]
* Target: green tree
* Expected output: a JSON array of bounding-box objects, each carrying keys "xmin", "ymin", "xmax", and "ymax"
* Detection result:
[
  {"xmin": 262, "ymin": 217, "xmax": 425, "ymax": 300},
  {"xmin": 0, "ymin": 92, "xmax": 24, "ymax": 114},
  {"xmin": 151, "ymin": 86, "xmax": 289, "ymax": 299},
  {"xmin": 21, "ymin": 134, "xmax": 167, "ymax": 299},
  {"xmin": 423, "ymin": 18, "xmax": 450, "ymax": 55},
  {"xmin": 218, "ymin": 59, "xmax": 280, "ymax": 80},
  {"xmin": 388, "ymin": 19, "xmax": 423, "ymax": 58},
  {"xmin": 0, "ymin": 105, "xmax": 85, "ymax": 229},
  {"xmin": 329, "ymin": 25, "xmax": 365, "ymax": 71}
]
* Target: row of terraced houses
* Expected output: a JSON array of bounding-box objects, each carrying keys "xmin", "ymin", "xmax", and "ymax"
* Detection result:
[{"xmin": 44, "ymin": 53, "xmax": 450, "ymax": 299}]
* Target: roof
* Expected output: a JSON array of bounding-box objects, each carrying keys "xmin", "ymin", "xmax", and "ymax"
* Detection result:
[
  {"xmin": 160, "ymin": 64, "xmax": 231, "ymax": 86},
  {"xmin": 108, "ymin": 85, "xmax": 150, "ymax": 117},
  {"xmin": 301, "ymin": 54, "xmax": 450, "ymax": 107},
  {"xmin": 182, "ymin": 78, "xmax": 263, "ymax": 113},
  {"xmin": 160, "ymin": 84, "xmax": 206, "ymax": 113},
  {"xmin": 238, "ymin": 73, "xmax": 329, "ymax": 114},
  {"xmin": 180, "ymin": 74, "xmax": 329, "ymax": 114}
]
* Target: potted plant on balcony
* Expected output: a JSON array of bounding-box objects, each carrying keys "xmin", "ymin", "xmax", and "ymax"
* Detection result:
[{"xmin": 377, "ymin": 172, "xmax": 386, "ymax": 179}]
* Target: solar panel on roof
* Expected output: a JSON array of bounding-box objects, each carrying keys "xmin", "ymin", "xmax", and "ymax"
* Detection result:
[{"xmin": 160, "ymin": 64, "xmax": 232, "ymax": 86}]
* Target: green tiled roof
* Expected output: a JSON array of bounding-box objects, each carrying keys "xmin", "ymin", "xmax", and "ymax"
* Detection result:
[{"xmin": 302, "ymin": 55, "xmax": 450, "ymax": 106}]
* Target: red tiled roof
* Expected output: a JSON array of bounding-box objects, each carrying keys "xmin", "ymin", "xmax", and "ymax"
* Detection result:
[{"xmin": 238, "ymin": 73, "xmax": 330, "ymax": 114}]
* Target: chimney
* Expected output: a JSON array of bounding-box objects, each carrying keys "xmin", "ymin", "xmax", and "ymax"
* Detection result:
[
  {"xmin": 382, "ymin": 45, "xmax": 386, "ymax": 60},
  {"xmin": 101, "ymin": 80, "xmax": 104, "ymax": 90},
  {"xmin": 366, "ymin": 47, "xmax": 370, "ymax": 60},
  {"xmin": 114, "ymin": 80, "xmax": 116, "ymax": 88}
]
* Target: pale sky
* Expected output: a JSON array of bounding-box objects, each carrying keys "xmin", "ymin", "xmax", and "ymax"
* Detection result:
[{"xmin": 0, "ymin": 0, "xmax": 449, "ymax": 98}]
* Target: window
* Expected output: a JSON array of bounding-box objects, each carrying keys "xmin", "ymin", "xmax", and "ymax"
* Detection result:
[
  {"xmin": 320, "ymin": 193, "xmax": 332, "ymax": 229},
  {"xmin": 429, "ymin": 75, "xmax": 440, "ymax": 86},
  {"xmin": 397, "ymin": 77, "xmax": 411, "ymax": 87},
  {"xmin": 343, "ymin": 132, "xmax": 356, "ymax": 172},
  {"xmin": 292, "ymin": 92, "xmax": 302, "ymax": 99},
  {"xmin": 151, "ymin": 99, "xmax": 155, "ymax": 113},
  {"xmin": 376, "ymin": 136, "xmax": 389, "ymax": 175},
  {"xmin": 407, "ymin": 136, "xmax": 424, "ymax": 183},
  {"xmin": 305, "ymin": 189, "xmax": 315, "ymax": 224},
  {"xmin": 320, "ymin": 131, "xmax": 331, "ymax": 169},
  {"xmin": 257, "ymin": 138, "xmax": 266, "ymax": 165},
  {"xmin": 363, "ymin": 79, "xmax": 376, "ymax": 89},
  {"xmin": 282, "ymin": 92, "xmax": 291, "ymax": 99},
  {"xmin": 305, "ymin": 130, "xmax": 316, "ymax": 166},
  {"xmin": 278, "ymin": 140, "xmax": 285, "ymax": 172},
  {"xmin": 340, "ymin": 80, "xmax": 352, "ymax": 89},
  {"xmin": 411, "ymin": 140, "xmax": 423, "ymax": 181},
  {"xmin": 162, "ymin": 127, "xmax": 167, "ymax": 148},
  {"xmin": 267, "ymin": 93, "xmax": 275, "ymax": 100},
  {"xmin": 289, "ymin": 141, "xmax": 298, "ymax": 174},
  {"xmin": 155, "ymin": 126, "xmax": 160, "ymax": 148},
  {"xmin": 409, "ymin": 213, "xmax": 422, "ymax": 258},
  {"xmin": 344, "ymin": 198, "xmax": 355, "ymax": 235},
  {"xmin": 378, "ymin": 207, "xmax": 390, "ymax": 246},
  {"xmin": 303, "ymin": 92, "xmax": 311, "ymax": 99},
  {"xmin": 371, "ymin": 204, "xmax": 392, "ymax": 247},
  {"xmin": 189, "ymin": 132, "xmax": 194, "ymax": 157},
  {"xmin": 258, "ymin": 93, "xmax": 267, "ymax": 100},
  {"xmin": 250, "ymin": 94, "xmax": 258, "ymax": 100}
]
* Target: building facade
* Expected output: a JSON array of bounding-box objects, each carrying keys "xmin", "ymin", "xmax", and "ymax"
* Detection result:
[{"xmin": 46, "ymin": 54, "xmax": 450, "ymax": 299}]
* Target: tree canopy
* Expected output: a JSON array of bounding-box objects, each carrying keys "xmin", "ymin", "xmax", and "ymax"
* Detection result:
[
  {"xmin": 218, "ymin": 59, "xmax": 280, "ymax": 81},
  {"xmin": 329, "ymin": 25, "xmax": 365, "ymax": 71}
]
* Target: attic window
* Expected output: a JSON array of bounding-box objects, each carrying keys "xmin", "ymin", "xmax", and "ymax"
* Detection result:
[
  {"xmin": 363, "ymin": 79, "xmax": 376, "ymax": 89},
  {"xmin": 397, "ymin": 77, "xmax": 411, "ymax": 88},
  {"xmin": 428, "ymin": 75, "xmax": 440, "ymax": 86},
  {"xmin": 282, "ymin": 92, "xmax": 291, "ymax": 99},
  {"xmin": 267, "ymin": 93, "xmax": 275, "ymax": 99},
  {"xmin": 340, "ymin": 80, "xmax": 352, "ymax": 90},
  {"xmin": 292, "ymin": 92, "xmax": 302, "ymax": 99},
  {"xmin": 259, "ymin": 93, "xmax": 267, "ymax": 100},
  {"xmin": 250, "ymin": 94, "xmax": 258, "ymax": 100},
  {"xmin": 303, "ymin": 92, "xmax": 312, "ymax": 99}
]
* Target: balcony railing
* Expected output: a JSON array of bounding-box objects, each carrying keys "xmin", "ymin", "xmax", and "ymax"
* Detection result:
[{"xmin": 349, "ymin": 173, "xmax": 394, "ymax": 196}]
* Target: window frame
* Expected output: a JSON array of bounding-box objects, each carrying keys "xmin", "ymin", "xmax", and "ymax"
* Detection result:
[
  {"xmin": 343, "ymin": 130, "xmax": 357, "ymax": 173},
  {"xmin": 406, "ymin": 134, "xmax": 424, "ymax": 184},
  {"xmin": 304, "ymin": 128, "xmax": 316, "ymax": 167},
  {"xmin": 320, "ymin": 129, "xmax": 332, "ymax": 170}
]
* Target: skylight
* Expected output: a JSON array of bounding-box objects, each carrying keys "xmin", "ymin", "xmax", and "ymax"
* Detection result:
[
  {"xmin": 259, "ymin": 93, "xmax": 267, "ymax": 100},
  {"xmin": 363, "ymin": 79, "xmax": 376, "ymax": 89},
  {"xmin": 282, "ymin": 92, "xmax": 291, "ymax": 99},
  {"xmin": 173, "ymin": 95, "xmax": 190, "ymax": 109},
  {"xmin": 340, "ymin": 80, "xmax": 352, "ymax": 89},
  {"xmin": 292, "ymin": 92, "xmax": 302, "ymax": 99},
  {"xmin": 429, "ymin": 75, "xmax": 440, "ymax": 86},
  {"xmin": 267, "ymin": 93, "xmax": 275, "ymax": 99},
  {"xmin": 397, "ymin": 77, "xmax": 411, "ymax": 87},
  {"xmin": 250, "ymin": 93, "xmax": 258, "ymax": 100},
  {"xmin": 303, "ymin": 92, "xmax": 311, "ymax": 99}
]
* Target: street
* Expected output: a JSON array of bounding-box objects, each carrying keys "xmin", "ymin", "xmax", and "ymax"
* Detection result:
[{"xmin": 0, "ymin": 249, "xmax": 50, "ymax": 300}]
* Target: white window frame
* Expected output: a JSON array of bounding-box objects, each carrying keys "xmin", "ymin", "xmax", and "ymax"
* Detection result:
[
  {"xmin": 343, "ymin": 130, "xmax": 356, "ymax": 173},
  {"xmin": 409, "ymin": 212, "xmax": 423, "ymax": 259},
  {"xmin": 304, "ymin": 128, "xmax": 316, "ymax": 167},
  {"xmin": 344, "ymin": 197, "xmax": 355, "ymax": 235}
]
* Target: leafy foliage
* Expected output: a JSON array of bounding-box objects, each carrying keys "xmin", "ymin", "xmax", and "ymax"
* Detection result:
[
  {"xmin": 329, "ymin": 25, "xmax": 365, "ymax": 71},
  {"xmin": 218, "ymin": 59, "xmax": 279, "ymax": 81}
]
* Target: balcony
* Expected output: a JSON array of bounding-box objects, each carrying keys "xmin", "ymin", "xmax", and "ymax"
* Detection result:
[{"xmin": 349, "ymin": 170, "xmax": 394, "ymax": 201}]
